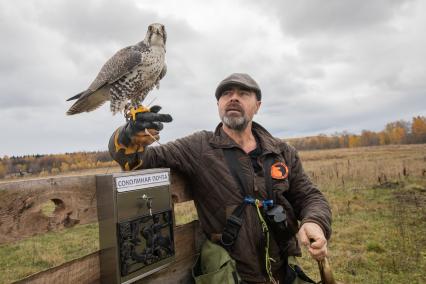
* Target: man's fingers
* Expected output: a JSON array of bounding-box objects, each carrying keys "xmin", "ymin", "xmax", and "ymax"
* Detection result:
[
  {"xmin": 308, "ymin": 245, "xmax": 328, "ymax": 260},
  {"xmin": 309, "ymin": 238, "xmax": 328, "ymax": 260},
  {"xmin": 154, "ymin": 113, "xmax": 173, "ymax": 122},
  {"xmin": 310, "ymin": 237, "xmax": 327, "ymax": 249},
  {"xmin": 298, "ymin": 228, "xmax": 309, "ymax": 246},
  {"xmin": 132, "ymin": 129, "xmax": 160, "ymax": 145},
  {"xmin": 134, "ymin": 129, "xmax": 159, "ymax": 137},
  {"xmin": 298, "ymin": 222, "xmax": 328, "ymax": 260},
  {"xmin": 136, "ymin": 111, "xmax": 173, "ymax": 123},
  {"xmin": 134, "ymin": 121, "xmax": 164, "ymax": 131},
  {"xmin": 150, "ymin": 105, "xmax": 162, "ymax": 113}
]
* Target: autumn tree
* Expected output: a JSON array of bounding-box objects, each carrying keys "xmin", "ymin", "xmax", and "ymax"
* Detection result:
[
  {"xmin": 0, "ymin": 163, "xmax": 6, "ymax": 178},
  {"xmin": 384, "ymin": 120, "xmax": 409, "ymax": 144},
  {"xmin": 360, "ymin": 130, "xmax": 380, "ymax": 146},
  {"xmin": 411, "ymin": 116, "xmax": 426, "ymax": 143},
  {"xmin": 378, "ymin": 131, "xmax": 390, "ymax": 145},
  {"xmin": 348, "ymin": 135, "xmax": 361, "ymax": 148}
]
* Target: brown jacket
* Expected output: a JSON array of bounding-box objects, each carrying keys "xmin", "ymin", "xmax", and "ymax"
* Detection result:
[{"xmin": 109, "ymin": 121, "xmax": 332, "ymax": 283}]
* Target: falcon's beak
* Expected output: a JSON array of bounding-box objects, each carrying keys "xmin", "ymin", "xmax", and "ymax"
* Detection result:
[{"xmin": 146, "ymin": 24, "xmax": 166, "ymax": 49}]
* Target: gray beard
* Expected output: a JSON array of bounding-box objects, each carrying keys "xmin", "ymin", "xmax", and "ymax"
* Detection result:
[{"xmin": 221, "ymin": 115, "xmax": 248, "ymax": 131}]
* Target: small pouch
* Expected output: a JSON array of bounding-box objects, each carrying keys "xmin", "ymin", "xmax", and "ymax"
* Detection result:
[
  {"xmin": 192, "ymin": 239, "xmax": 241, "ymax": 284},
  {"xmin": 284, "ymin": 256, "xmax": 318, "ymax": 284}
]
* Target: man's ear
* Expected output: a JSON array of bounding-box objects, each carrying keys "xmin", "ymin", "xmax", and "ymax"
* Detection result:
[{"xmin": 255, "ymin": 101, "xmax": 261, "ymax": 114}]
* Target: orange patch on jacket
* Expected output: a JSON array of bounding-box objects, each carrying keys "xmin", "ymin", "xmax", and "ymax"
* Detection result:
[{"xmin": 271, "ymin": 162, "xmax": 288, "ymax": 179}]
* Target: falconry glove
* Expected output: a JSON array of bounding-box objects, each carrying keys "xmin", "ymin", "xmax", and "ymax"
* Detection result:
[
  {"xmin": 121, "ymin": 105, "xmax": 172, "ymax": 146},
  {"xmin": 109, "ymin": 106, "xmax": 172, "ymax": 171}
]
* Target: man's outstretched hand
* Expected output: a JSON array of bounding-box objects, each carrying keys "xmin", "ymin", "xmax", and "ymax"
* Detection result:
[
  {"xmin": 298, "ymin": 222, "xmax": 328, "ymax": 261},
  {"xmin": 124, "ymin": 105, "xmax": 173, "ymax": 146}
]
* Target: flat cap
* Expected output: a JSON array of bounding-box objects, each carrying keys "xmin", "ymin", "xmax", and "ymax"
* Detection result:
[{"xmin": 215, "ymin": 73, "xmax": 261, "ymax": 101}]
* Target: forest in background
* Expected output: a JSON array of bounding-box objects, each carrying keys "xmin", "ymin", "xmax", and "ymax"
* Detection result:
[
  {"xmin": 0, "ymin": 115, "xmax": 425, "ymax": 179},
  {"xmin": 287, "ymin": 115, "xmax": 426, "ymax": 150},
  {"xmin": 0, "ymin": 151, "xmax": 115, "ymax": 179}
]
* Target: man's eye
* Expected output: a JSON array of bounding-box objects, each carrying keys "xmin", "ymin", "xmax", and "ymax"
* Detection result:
[
  {"xmin": 240, "ymin": 91, "xmax": 250, "ymax": 96},
  {"xmin": 222, "ymin": 90, "xmax": 232, "ymax": 96}
]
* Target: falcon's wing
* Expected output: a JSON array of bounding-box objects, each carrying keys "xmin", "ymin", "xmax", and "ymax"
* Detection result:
[
  {"xmin": 66, "ymin": 42, "xmax": 150, "ymax": 115},
  {"xmin": 87, "ymin": 43, "xmax": 148, "ymax": 92}
]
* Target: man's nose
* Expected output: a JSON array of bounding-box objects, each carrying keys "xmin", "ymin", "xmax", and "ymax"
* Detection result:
[{"xmin": 228, "ymin": 90, "xmax": 240, "ymax": 101}]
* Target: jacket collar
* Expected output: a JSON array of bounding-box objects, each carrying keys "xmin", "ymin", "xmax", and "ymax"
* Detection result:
[{"xmin": 209, "ymin": 121, "xmax": 282, "ymax": 155}]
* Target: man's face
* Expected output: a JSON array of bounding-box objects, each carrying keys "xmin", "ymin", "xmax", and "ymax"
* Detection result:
[{"xmin": 218, "ymin": 86, "xmax": 261, "ymax": 131}]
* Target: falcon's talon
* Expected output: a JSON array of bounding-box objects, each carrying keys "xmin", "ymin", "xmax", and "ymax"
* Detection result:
[{"xmin": 126, "ymin": 105, "xmax": 151, "ymax": 121}]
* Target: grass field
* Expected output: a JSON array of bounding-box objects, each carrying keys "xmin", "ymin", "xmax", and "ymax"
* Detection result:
[
  {"xmin": 1, "ymin": 144, "xmax": 425, "ymax": 283},
  {"xmin": 298, "ymin": 144, "xmax": 426, "ymax": 283}
]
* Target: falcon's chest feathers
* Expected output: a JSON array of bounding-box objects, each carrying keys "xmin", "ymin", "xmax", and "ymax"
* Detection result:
[{"xmin": 113, "ymin": 46, "xmax": 165, "ymax": 100}]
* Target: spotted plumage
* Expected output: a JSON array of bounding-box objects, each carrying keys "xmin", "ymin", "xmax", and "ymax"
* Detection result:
[{"xmin": 66, "ymin": 23, "xmax": 167, "ymax": 115}]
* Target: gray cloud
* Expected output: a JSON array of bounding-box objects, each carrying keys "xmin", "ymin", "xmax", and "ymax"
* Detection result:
[
  {"xmin": 250, "ymin": 0, "xmax": 413, "ymax": 36},
  {"xmin": 0, "ymin": 0, "xmax": 425, "ymax": 156}
]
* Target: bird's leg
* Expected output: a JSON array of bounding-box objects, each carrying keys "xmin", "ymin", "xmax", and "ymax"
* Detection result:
[
  {"xmin": 125, "ymin": 100, "xmax": 150, "ymax": 121},
  {"xmin": 123, "ymin": 103, "xmax": 131, "ymax": 120}
]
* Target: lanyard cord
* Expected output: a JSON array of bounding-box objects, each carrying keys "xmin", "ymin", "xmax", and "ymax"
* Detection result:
[
  {"xmin": 254, "ymin": 199, "xmax": 277, "ymax": 284},
  {"xmin": 222, "ymin": 148, "xmax": 277, "ymax": 282}
]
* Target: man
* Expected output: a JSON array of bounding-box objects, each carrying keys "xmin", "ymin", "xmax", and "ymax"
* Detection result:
[{"xmin": 109, "ymin": 73, "xmax": 332, "ymax": 283}]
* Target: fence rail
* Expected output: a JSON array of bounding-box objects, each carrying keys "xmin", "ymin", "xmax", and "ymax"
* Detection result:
[{"xmin": 0, "ymin": 172, "xmax": 201, "ymax": 283}]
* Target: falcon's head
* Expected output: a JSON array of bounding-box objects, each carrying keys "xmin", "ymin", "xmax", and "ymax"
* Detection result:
[{"xmin": 144, "ymin": 23, "xmax": 167, "ymax": 49}]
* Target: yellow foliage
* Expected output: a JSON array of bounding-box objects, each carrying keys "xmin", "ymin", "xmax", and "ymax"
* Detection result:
[{"xmin": 0, "ymin": 163, "xmax": 6, "ymax": 178}]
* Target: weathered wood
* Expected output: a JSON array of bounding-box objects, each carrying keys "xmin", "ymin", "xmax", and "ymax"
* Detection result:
[
  {"xmin": 15, "ymin": 221, "xmax": 203, "ymax": 284},
  {"xmin": 0, "ymin": 172, "xmax": 192, "ymax": 244},
  {"xmin": 14, "ymin": 251, "xmax": 100, "ymax": 284}
]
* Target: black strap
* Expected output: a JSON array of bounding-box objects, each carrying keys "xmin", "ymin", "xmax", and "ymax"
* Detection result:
[
  {"xmin": 221, "ymin": 150, "xmax": 279, "ymax": 249},
  {"xmin": 221, "ymin": 148, "xmax": 249, "ymax": 248},
  {"xmin": 223, "ymin": 148, "xmax": 250, "ymax": 196},
  {"xmin": 263, "ymin": 155, "xmax": 275, "ymax": 203}
]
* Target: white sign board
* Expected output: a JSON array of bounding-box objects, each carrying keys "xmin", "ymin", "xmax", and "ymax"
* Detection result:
[{"xmin": 115, "ymin": 171, "xmax": 170, "ymax": 192}]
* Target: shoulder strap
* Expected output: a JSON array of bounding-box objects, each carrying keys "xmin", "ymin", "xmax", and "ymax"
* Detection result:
[
  {"xmin": 220, "ymin": 150, "xmax": 278, "ymax": 249},
  {"xmin": 263, "ymin": 154, "xmax": 275, "ymax": 203},
  {"xmin": 220, "ymin": 148, "xmax": 248, "ymax": 249},
  {"xmin": 223, "ymin": 148, "xmax": 249, "ymax": 196}
]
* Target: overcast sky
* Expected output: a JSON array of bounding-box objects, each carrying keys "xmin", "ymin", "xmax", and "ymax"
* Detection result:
[{"xmin": 1, "ymin": 0, "xmax": 425, "ymax": 156}]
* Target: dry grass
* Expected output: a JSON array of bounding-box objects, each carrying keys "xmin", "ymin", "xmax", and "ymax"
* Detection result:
[
  {"xmin": 172, "ymin": 144, "xmax": 426, "ymax": 283},
  {"xmin": 174, "ymin": 200, "xmax": 198, "ymax": 225},
  {"xmin": 297, "ymin": 144, "xmax": 426, "ymax": 283},
  {"xmin": 1, "ymin": 144, "xmax": 425, "ymax": 283}
]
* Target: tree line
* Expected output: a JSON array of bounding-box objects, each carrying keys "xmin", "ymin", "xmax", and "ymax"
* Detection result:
[
  {"xmin": 1, "ymin": 115, "xmax": 425, "ymax": 179},
  {"xmin": 0, "ymin": 151, "xmax": 115, "ymax": 179},
  {"xmin": 286, "ymin": 115, "xmax": 426, "ymax": 150}
]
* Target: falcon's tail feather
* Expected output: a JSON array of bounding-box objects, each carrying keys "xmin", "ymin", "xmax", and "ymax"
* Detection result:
[
  {"xmin": 66, "ymin": 91, "xmax": 85, "ymax": 101},
  {"xmin": 66, "ymin": 88, "xmax": 109, "ymax": 115}
]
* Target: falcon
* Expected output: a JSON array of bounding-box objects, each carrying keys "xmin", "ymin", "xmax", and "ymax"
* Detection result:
[{"xmin": 66, "ymin": 23, "xmax": 167, "ymax": 120}]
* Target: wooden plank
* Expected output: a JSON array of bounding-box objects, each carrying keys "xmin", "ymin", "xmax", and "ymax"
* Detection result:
[
  {"xmin": 0, "ymin": 171, "xmax": 192, "ymax": 244},
  {"xmin": 13, "ymin": 251, "xmax": 100, "ymax": 284},
  {"xmin": 15, "ymin": 221, "xmax": 203, "ymax": 284}
]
